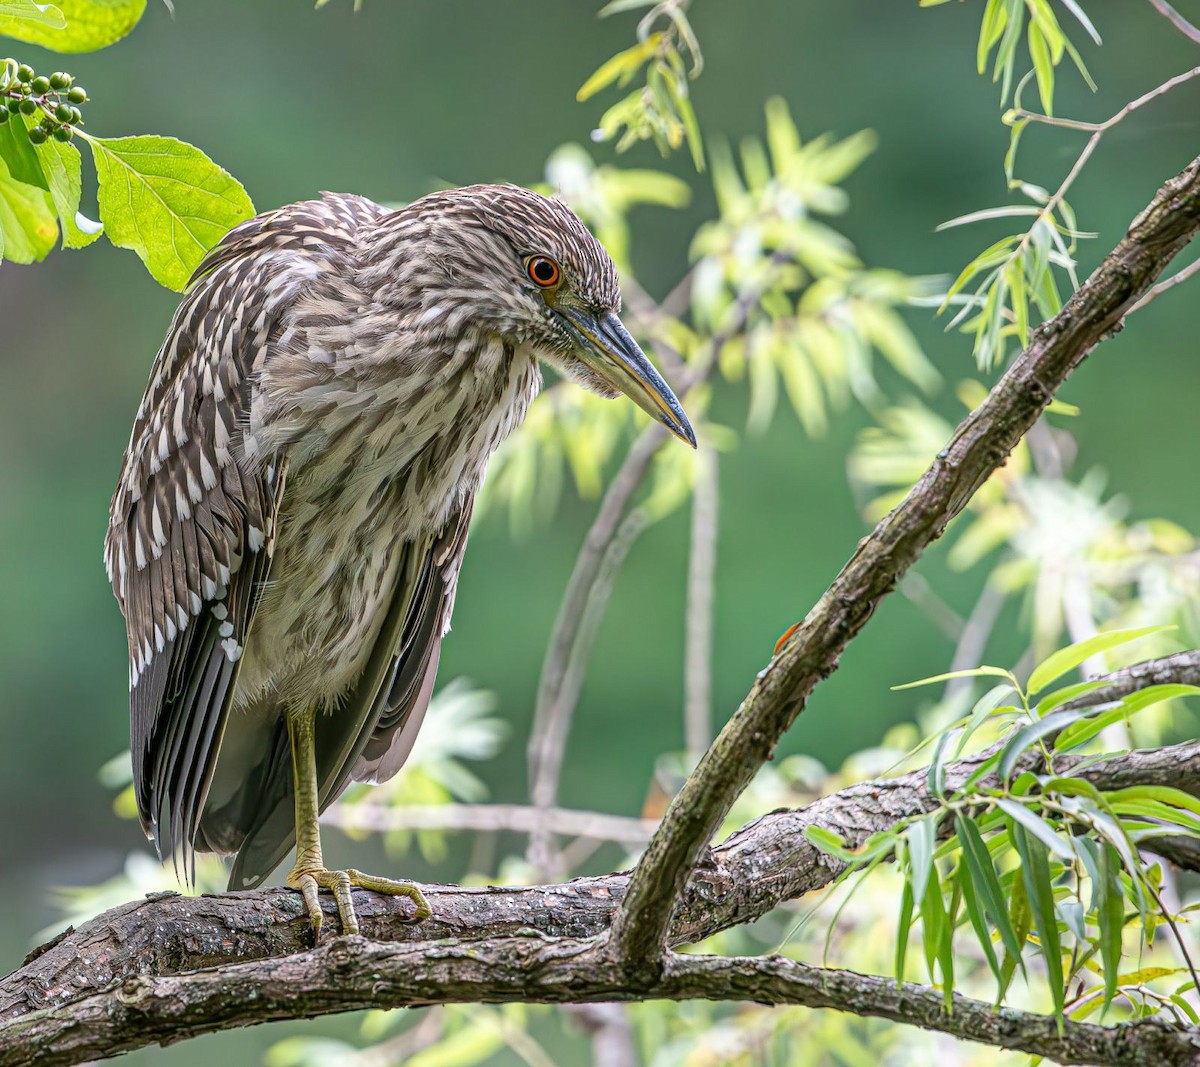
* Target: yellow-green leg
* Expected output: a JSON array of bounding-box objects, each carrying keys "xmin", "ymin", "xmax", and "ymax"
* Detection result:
[{"xmin": 285, "ymin": 706, "xmax": 430, "ymax": 938}]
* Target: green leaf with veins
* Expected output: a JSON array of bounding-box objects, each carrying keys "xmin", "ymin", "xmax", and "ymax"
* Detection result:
[
  {"xmin": 0, "ymin": 112, "xmax": 49, "ymax": 190},
  {"xmin": 0, "ymin": 156, "xmax": 58, "ymax": 262},
  {"xmin": 0, "ymin": 0, "xmax": 65, "ymax": 35},
  {"xmin": 27, "ymin": 120, "xmax": 98, "ymax": 247},
  {"xmin": 86, "ymin": 133, "xmax": 254, "ymax": 290},
  {"xmin": 1, "ymin": 0, "xmax": 144, "ymax": 52}
]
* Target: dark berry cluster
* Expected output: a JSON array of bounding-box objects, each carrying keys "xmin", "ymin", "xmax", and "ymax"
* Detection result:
[{"xmin": 1, "ymin": 62, "xmax": 87, "ymax": 143}]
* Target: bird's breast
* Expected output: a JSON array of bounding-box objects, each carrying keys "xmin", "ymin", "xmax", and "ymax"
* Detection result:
[{"xmin": 233, "ymin": 334, "xmax": 540, "ymax": 708}]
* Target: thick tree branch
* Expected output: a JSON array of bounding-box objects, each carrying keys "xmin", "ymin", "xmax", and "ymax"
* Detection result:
[
  {"xmin": 6, "ymin": 929, "xmax": 1200, "ymax": 1067},
  {"xmin": 7, "ymin": 698, "xmax": 1200, "ymax": 1066},
  {"xmin": 611, "ymin": 154, "xmax": 1200, "ymax": 970}
]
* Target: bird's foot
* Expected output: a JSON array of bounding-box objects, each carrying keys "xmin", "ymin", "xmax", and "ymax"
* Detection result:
[{"xmin": 286, "ymin": 866, "xmax": 430, "ymax": 939}]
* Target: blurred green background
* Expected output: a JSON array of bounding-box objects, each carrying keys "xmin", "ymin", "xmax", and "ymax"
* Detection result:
[{"xmin": 2, "ymin": 1, "xmax": 1199, "ymax": 1062}]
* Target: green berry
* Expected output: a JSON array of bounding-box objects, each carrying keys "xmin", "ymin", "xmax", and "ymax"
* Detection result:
[
  {"xmin": 5, "ymin": 98, "xmax": 19, "ymax": 114},
  {"xmin": 30, "ymin": 75, "xmax": 50, "ymax": 94},
  {"xmin": 49, "ymin": 72, "xmax": 71, "ymax": 89},
  {"xmin": 0, "ymin": 109, "xmax": 8, "ymax": 126},
  {"xmin": 18, "ymin": 97, "xmax": 37, "ymax": 115},
  {"xmin": 53, "ymin": 125, "xmax": 72, "ymax": 142},
  {"xmin": 16, "ymin": 64, "xmax": 34, "ymax": 83},
  {"xmin": 54, "ymin": 103, "xmax": 72, "ymax": 123},
  {"xmin": 69, "ymin": 105, "xmax": 82, "ymax": 124},
  {"xmin": 27, "ymin": 126, "xmax": 47, "ymax": 144},
  {"xmin": 67, "ymin": 86, "xmax": 87, "ymax": 104}
]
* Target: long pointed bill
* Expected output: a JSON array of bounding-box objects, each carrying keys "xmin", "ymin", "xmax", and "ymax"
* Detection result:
[{"xmin": 554, "ymin": 307, "xmax": 696, "ymax": 448}]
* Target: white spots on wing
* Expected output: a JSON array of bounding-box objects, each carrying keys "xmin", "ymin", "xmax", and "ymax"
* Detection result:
[
  {"xmin": 189, "ymin": 591, "xmax": 203, "ymax": 615},
  {"xmin": 199, "ymin": 452, "xmax": 218, "ymax": 491},
  {"xmin": 247, "ymin": 526, "xmax": 265, "ymax": 552},
  {"xmin": 211, "ymin": 602, "xmax": 228, "ymax": 621},
  {"xmin": 187, "ymin": 468, "xmax": 203, "ymax": 504},
  {"xmin": 218, "ymin": 620, "xmax": 234, "ymax": 639},
  {"xmin": 221, "ymin": 637, "xmax": 243, "ymax": 662}
]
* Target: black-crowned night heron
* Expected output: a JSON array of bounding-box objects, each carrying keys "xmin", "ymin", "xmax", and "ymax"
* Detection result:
[{"xmin": 105, "ymin": 184, "xmax": 694, "ymax": 938}]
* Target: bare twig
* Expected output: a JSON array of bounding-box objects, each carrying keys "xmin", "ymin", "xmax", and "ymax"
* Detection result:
[
  {"xmin": 945, "ymin": 581, "xmax": 1007, "ymax": 701},
  {"xmin": 327, "ymin": 800, "xmax": 657, "ymax": 845},
  {"xmin": 684, "ymin": 443, "xmax": 719, "ymax": 765},
  {"xmin": 1129, "ymin": 255, "xmax": 1200, "ymax": 314},
  {"xmin": 609, "ymin": 154, "xmax": 1200, "ymax": 972},
  {"xmin": 1146, "ymin": 0, "xmax": 1200, "ymax": 44},
  {"xmin": 528, "ymin": 507, "xmax": 649, "ymax": 876}
]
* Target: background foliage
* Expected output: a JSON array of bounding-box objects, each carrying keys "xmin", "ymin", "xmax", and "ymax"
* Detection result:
[{"xmin": 2, "ymin": 1, "xmax": 1200, "ymax": 1064}]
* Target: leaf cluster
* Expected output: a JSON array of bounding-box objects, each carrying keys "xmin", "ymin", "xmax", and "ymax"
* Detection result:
[{"xmin": 0, "ymin": 0, "xmax": 253, "ymax": 287}]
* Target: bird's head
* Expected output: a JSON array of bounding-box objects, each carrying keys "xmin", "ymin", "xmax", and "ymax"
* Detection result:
[{"xmin": 393, "ymin": 184, "xmax": 695, "ymax": 447}]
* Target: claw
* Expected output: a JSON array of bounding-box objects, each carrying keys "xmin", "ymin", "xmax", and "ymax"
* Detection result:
[{"xmin": 287, "ymin": 865, "xmax": 429, "ymax": 938}]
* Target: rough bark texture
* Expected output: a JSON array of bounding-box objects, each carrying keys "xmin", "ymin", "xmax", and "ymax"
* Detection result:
[
  {"xmin": 5, "ymin": 732, "xmax": 1200, "ymax": 1067},
  {"xmin": 5, "ymin": 157, "xmax": 1200, "ymax": 1067}
]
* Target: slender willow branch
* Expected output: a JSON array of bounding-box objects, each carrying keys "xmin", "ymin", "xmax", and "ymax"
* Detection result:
[
  {"xmin": 610, "ymin": 154, "xmax": 1200, "ymax": 970},
  {"xmin": 684, "ymin": 442, "xmax": 719, "ymax": 764}
]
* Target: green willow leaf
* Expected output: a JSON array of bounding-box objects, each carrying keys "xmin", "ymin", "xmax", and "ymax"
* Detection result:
[
  {"xmin": 957, "ymin": 857, "xmax": 1003, "ymax": 987},
  {"xmin": 1012, "ymin": 825, "xmax": 1065, "ymax": 1021},
  {"xmin": 86, "ymin": 133, "xmax": 254, "ymax": 290},
  {"xmin": 1, "ymin": 0, "xmax": 144, "ymax": 51},
  {"xmin": 955, "ymin": 814, "xmax": 1024, "ymax": 968},
  {"xmin": 1096, "ymin": 843, "xmax": 1125, "ymax": 1013},
  {"xmin": 1026, "ymin": 625, "xmax": 1171, "ymax": 695},
  {"xmin": 0, "ymin": 157, "xmax": 57, "ymax": 262}
]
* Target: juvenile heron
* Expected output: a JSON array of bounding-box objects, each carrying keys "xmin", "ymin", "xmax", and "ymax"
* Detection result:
[{"xmin": 105, "ymin": 184, "xmax": 694, "ymax": 937}]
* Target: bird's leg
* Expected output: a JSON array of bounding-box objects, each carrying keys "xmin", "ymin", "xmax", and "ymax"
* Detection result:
[{"xmin": 284, "ymin": 706, "xmax": 430, "ymax": 938}]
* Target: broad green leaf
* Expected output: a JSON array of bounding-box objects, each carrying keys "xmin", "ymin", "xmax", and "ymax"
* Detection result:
[
  {"xmin": 0, "ymin": 0, "xmax": 64, "ymax": 34},
  {"xmin": 0, "ymin": 111, "xmax": 48, "ymax": 190},
  {"xmin": 1027, "ymin": 18, "xmax": 1055, "ymax": 116},
  {"xmin": 1026, "ymin": 625, "xmax": 1172, "ymax": 695},
  {"xmin": 86, "ymin": 134, "xmax": 254, "ymax": 290},
  {"xmin": 1, "ymin": 0, "xmax": 144, "ymax": 51},
  {"xmin": 0, "ymin": 157, "xmax": 57, "ymax": 262},
  {"xmin": 28, "ymin": 125, "xmax": 99, "ymax": 247}
]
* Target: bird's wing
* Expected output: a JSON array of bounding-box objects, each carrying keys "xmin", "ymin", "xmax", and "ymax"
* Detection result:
[
  {"xmin": 104, "ymin": 208, "xmax": 312, "ymax": 870},
  {"xmin": 227, "ymin": 500, "xmax": 473, "ymax": 890}
]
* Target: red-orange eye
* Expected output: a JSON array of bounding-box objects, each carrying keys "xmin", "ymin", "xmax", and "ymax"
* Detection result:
[{"xmin": 527, "ymin": 256, "xmax": 561, "ymax": 288}]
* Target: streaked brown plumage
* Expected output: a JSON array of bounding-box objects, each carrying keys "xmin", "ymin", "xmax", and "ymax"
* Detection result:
[{"xmin": 105, "ymin": 183, "xmax": 693, "ymax": 934}]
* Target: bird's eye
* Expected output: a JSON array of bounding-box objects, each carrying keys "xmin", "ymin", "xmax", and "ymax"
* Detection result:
[{"xmin": 526, "ymin": 256, "xmax": 561, "ymax": 288}]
